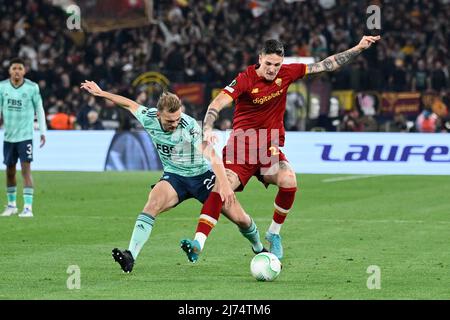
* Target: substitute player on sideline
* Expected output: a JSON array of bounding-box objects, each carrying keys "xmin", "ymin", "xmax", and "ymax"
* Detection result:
[
  {"xmin": 196, "ymin": 36, "xmax": 381, "ymax": 259},
  {"xmin": 81, "ymin": 81, "xmax": 265, "ymax": 272},
  {"xmin": 0, "ymin": 58, "xmax": 47, "ymax": 218}
]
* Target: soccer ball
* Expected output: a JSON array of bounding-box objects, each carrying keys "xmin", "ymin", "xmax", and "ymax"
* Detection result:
[{"xmin": 250, "ymin": 252, "xmax": 282, "ymax": 281}]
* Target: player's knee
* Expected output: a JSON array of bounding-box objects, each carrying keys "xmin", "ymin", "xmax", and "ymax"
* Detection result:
[
  {"xmin": 236, "ymin": 213, "xmax": 251, "ymax": 229},
  {"xmin": 211, "ymin": 181, "xmax": 220, "ymax": 192},
  {"xmin": 277, "ymin": 170, "xmax": 297, "ymax": 188},
  {"xmin": 231, "ymin": 214, "xmax": 249, "ymax": 229},
  {"xmin": 145, "ymin": 198, "xmax": 165, "ymax": 215},
  {"xmin": 6, "ymin": 169, "xmax": 16, "ymax": 179},
  {"xmin": 225, "ymin": 169, "xmax": 240, "ymax": 190},
  {"xmin": 20, "ymin": 170, "xmax": 31, "ymax": 179}
]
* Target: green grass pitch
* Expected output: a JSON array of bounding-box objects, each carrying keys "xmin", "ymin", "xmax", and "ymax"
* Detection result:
[{"xmin": 0, "ymin": 171, "xmax": 449, "ymax": 299}]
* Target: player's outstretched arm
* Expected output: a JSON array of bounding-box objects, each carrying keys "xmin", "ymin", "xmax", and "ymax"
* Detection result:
[
  {"xmin": 306, "ymin": 35, "xmax": 381, "ymax": 75},
  {"xmin": 80, "ymin": 80, "xmax": 140, "ymax": 113},
  {"xmin": 202, "ymin": 92, "xmax": 234, "ymax": 144}
]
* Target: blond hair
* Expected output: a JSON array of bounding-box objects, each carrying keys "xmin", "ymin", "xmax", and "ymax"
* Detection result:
[{"xmin": 156, "ymin": 91, "xmax": 182, "ymax": 113}]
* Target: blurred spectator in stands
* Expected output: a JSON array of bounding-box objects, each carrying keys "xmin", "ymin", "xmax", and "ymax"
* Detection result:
[
  {"xmin": 356, "ymin": 92, "xmax": 378, "ymax": 131},
  {"xmin": 99, "ymin": 99, "xmax": 122, "ymax": 130},
  {"xmin": 360, "ymin": 115, "xmax": 378, "ymax": 132},
  {"xmin": 411, "ymin": 60, "xmax": 428, "ymax": 92},
  {"xmin": 76, "ymin": 96, "xmax": 97, "ymax": 130},
  {"xmin": 148, "ymin": 28, "xmax": 164, "ymax": 68},
  {"xmin": 167, "ymin": 2, "xmax": 184, "ymax": 23},
  {"xmin": 341, "ymin": 109, "xmax": 363, "ymax": 132},
  {"xmin": 38, "ymin": 79, "xmax": 51, "ymax": 101},
  {"xmin": 46, "ymin": 96, "xmax": 61, "ymax": 115},
  {"xmin": 357, "ymin": 92, "xmax": 378, "ymax": 117},
  {"xmin": 327, "ymin": 96, "xmax": 343, "ymax": 132},
  {"xmin": 430, "ymin": 61, "xmax": 449, "ymax": 93},
  {"xmin": 136, "ymin": 90, "xmax": 148, "ymax": 106},
  {"xmin": 415, "ymin": 108, "xmax": 440, "ymax": 133},
  {"xmin": 431, "ymin": 92, "xmax": 449, "ymax": 119},
  {"xmin": 389, "ymin": 113, "xmax": 409, "ymax": 132},
  {"xmin": 164, "ymin": 43, "xmax": 185, "ymax": 81},
  {"xmin": 441, "ymin": 91, "xmax": 450, "ymax": 132},
  {"xmin": 349, "ymin": 59, "xmax": 366, "ymax": 91},
  {"xmin": 309, "ymin": 33, "xmax": 328, "ymax": 59},
  {"xmin": 316, "ymin": 96, "xmax": 343, "ymax": 132},
  {"xmin": 2, "ymin": 0, "xmax": 449, "ymax": 132},
  {"xmin": 294, "ymin": 41, "xmax": 310, "ymax": 57},
  {"xmin": 318, "ymin": 0, "xmax": 336, "ymax": 10},
  {"xmin": 86, "ymin": 110, "xmax": 105, "ymax": 130},
  {"xmin": 285, "ymin": 91, "xmax": 305, "ymax": 131},
  {"xmin": 158, "ymin": 20, "xmax": 182, "ymax": 48},
  {"xmin": 389, "ymin": 59, "xmax": 408, "ymax": 92},
  {"xmin": 49, "ymin": 106, "xmax": 75, "ymax": 130},
  {"xmin": 442, "ymin": 119, "xmax": 450, "ymax": 133}
]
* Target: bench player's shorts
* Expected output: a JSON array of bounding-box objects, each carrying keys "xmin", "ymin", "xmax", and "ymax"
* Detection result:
[
  {"xmin": 151, "ymin": 170, "xmax": 216, "ymax": 205},
  {"xmin": 3, "ymin": 140, "xmax": 33, "ymax": 166},
  {"xmin": 222, "ymin": 142, "xmax": 288, "ymax": 192}
]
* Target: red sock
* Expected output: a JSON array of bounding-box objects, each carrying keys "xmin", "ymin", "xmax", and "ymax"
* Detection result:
[
  {"xmin": 273, "ymin": 187, "xmax": 297, "ymax": 224},
  {"xmin": 196, "ymin": 192, "xmax": 223, "ymax": 236}
]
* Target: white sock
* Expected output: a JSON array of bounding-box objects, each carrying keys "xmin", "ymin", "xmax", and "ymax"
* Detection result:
[
  {"xmin": 194, "ymin": 232, "xmax": 207, "ymax": 251},
  {"xmin": 24, "ymin": 204, "xmax": 32, "ymax": 211},
  {"xmin": 8, "ymin": 201, "xmax": 16, "ymax": 207},
  {"xmin": 268, "ymin": 220, "xmax": 282, "ymax": 235}
]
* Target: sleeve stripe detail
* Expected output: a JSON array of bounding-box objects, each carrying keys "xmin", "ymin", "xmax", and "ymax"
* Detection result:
[
  {"xmin": 221, "ymin": 91, "xmax": 234, "ymax": 100},
  {"xmin": 224, "ymin": 86, "xmax": 235, "ymax": 93},
  {"xmin": 180, "ymin": 119, "xmax": 189, "ymax": 128}
]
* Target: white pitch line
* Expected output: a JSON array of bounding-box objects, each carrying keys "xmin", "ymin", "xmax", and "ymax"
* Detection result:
[
  {"xmin": 299, "ymin": 218, "xmax": 450, "ymax": 225},
  {"xmin": 322, "ymin": 175, "xmax": 383, "ymax": 183},
  {"xmin": 16, "ymin": 216, "xmax": 450, "ymax": 225}
]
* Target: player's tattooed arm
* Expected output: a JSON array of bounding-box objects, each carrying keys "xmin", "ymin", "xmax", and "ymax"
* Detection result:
[
  {"xmin": 203, "ymin": 108, "xmax": 219, "ymax": 131},
  {"xmin": 202, "ymin": 92, "xmax": 234, "ymax": 144},
  {"xmin": 307, "ymin": 48, "xmax": 360, "ymax": 75},
  {"xmin": 307, "ymin": 35, "xmax": 381, "ymax": 75},
  {"xmin": 203, "ymin": 92, "xmax": 234, "ymax": 131}
]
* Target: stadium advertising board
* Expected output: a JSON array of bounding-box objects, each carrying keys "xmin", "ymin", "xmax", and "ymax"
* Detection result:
[
  {"xmin": 0, "ymin": 130, "xmax": 115, "ymax": 171},
  {"xmin": 1, "ymin": 131, "xmax": 448, "ymax": 175},
  {"xmin": 282, "ymin": 132, "xmax": 450, "ymax": 175}
]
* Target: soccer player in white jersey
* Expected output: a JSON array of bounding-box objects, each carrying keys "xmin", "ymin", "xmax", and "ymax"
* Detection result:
[
  {"xmin": 0, "ymin": 58, "xmax": 47, "ymax": 218},
  {"xmin": 81, "ymin": 80, "xmax": 266, "ymax": 273}
]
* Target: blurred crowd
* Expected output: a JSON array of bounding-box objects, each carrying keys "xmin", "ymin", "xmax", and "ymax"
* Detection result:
[{"xmin": 0, "ymin": 0, "xmax": 449, "ymax": 132}]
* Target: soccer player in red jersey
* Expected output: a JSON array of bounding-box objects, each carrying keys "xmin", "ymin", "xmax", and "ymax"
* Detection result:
[{"xmin": 196, "ymin": 35, "xmax": 381, "ymax": 260}]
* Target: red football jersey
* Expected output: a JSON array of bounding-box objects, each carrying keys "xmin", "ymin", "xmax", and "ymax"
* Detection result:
[{"xmin": 223, "ymin": 63, "xmax": 307, "ymax": 147}]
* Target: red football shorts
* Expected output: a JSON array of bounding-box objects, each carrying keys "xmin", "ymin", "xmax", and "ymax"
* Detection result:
[{"xmin": 222, "ymin": 141, "xmax": 288, "ymax": 191}]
